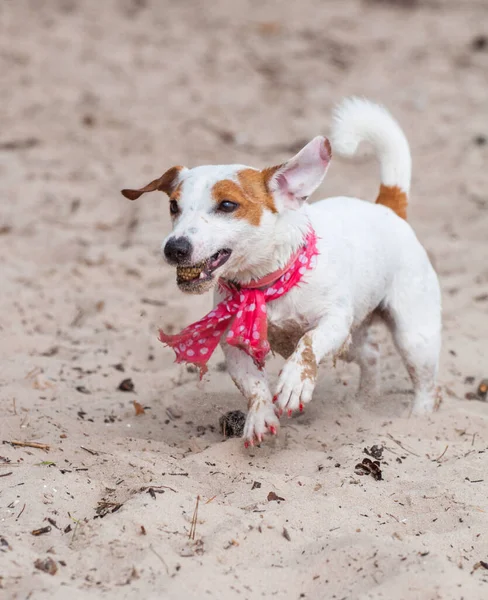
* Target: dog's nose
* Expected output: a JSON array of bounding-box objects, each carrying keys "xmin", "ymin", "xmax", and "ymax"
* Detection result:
[{"xmin": 164, "ymin": 236, "xmax": 193, "ymax": 263}]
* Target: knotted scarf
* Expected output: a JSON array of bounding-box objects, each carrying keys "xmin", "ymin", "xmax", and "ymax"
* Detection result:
[{"xmin": 159, "ymin": 229, "xmax": 319, "ymax": 377}]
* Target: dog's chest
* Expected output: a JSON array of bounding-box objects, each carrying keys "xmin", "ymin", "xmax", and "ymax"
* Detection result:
[
  {"xmin": 266, "ymin": 294, "xmax": 312, "ymax": 359},
  {"xmin": 267, "ymin": 321, "xmax": 304, "ymax": 359}
]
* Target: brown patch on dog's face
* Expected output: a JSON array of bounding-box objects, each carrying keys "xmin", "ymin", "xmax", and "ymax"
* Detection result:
[
  {"xmin": 211, "ymin": 169, "xmax": 278, "ymax": 226},
  {"xmin": 121, "ymin": 165, "xmax": 185, "ymax": 201},
  {"xmin": 169, "ymin": 182, "xmax": 182, "ymax": 202},
  {"xmin": 238, "ymin": 169, "xmax": 278, "ymax": 215},
  {"xmin": 375, "ymin": 184, "xmax": 408, "ymax": 220},
  {"xmin": 168, "ymin": 182, "xmax": 183, "ymax": 220},
  {"xmin": 261, "ymin": 164, "xmax": 283, "ymax": 189}
]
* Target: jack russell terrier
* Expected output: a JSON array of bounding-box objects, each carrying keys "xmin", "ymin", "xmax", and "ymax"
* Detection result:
[{"xmin": 122, "ymin": 97, "xmax": 441, "ymax": 447}]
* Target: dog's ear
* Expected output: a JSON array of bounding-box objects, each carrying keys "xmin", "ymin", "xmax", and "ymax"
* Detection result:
[
  {"xmin": 121, "ymin": 166, "xmax": 187, "ymax": 200},
  {"xmin": 264, "ymin": 137, "xmax": 331, "ymax": 210}
]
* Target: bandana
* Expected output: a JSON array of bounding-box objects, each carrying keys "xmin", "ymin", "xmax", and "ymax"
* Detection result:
[{"xmin": 159, "ymin": 229, "xmax": 319, "ymax": 377}]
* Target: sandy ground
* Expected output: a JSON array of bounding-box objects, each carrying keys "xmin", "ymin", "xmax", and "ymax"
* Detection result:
[{"xmin": 1, "ymin": 0, "xmax": 488, "ymax": 598}]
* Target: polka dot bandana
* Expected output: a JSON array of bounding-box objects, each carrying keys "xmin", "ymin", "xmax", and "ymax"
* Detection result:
[{"xmin": 159, "ymin": 229, "xmax": 319, "ymax": 378}]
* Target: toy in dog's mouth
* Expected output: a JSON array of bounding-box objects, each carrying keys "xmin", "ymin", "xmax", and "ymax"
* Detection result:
[{"xmin": 176, "ymin": 249, "xmax": 232, "ymax": 292}]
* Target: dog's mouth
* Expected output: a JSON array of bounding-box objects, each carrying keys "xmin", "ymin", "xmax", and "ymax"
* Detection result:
[{"xmin": 176, "ymin": 249, "xmax": 232, "ymax": 291}]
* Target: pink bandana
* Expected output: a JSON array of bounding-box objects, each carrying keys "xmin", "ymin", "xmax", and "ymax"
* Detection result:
[{"xmin": 159, "ymin": 229, "xmax": 319, "ymax": 377}]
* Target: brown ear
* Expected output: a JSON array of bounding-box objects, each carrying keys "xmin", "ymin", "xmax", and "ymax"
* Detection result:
[{"xmin": 121, "ymin": 166, "xmax": 185, "ymax": 200}]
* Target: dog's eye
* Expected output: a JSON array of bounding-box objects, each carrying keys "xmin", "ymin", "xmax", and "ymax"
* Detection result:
[
  {"xmin": 217, "ymin": 200, "xmax": 239, "ymax": 213},
  {"xmin": 169, "ymin": 200, "xmax": 179, "ymax": 216}
]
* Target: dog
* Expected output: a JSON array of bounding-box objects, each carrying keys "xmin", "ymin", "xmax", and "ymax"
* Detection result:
[{"xmin": 122, "ymin": 97, "xmax": 441, "ymax": 446}]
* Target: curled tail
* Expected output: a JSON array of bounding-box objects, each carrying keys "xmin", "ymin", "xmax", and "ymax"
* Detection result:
[{"xmin": 331, "ymin": 97, "xmax": 411, "ymax": 220}]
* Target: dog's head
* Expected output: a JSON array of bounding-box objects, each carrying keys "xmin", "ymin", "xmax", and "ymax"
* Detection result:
[{"xmin": 121, "ymin": 137, "xmax": 331, "ymax": 294}]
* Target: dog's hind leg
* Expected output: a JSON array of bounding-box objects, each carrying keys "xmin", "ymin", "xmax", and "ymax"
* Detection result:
[
  {"xmin": 221, "ymin": 343, "xmax": 280, "ymax": 446},
  {"xmin": 344, "ymin": 323, "xmax": 381, "ymax": 403},
  {"xmin": 384, "ymin": 269, "xmax": 442, "ymax": 415},
  {"xmin": 390, "ymin": 323, "xmax": 441, "ymax": 415}
]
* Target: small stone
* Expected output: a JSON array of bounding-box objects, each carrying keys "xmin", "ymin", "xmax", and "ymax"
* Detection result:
[
  {"xmin": 472, "ymin": 35, "xmax": 487, "ymax": 52},
  {"xmin": 75, "ymin": 386, "xmax": 91, "ymax": 394},
  {"xmin": 34, "ymin": 557, "xmax": 57, "ymax": 575},
  {"xmin": 477, "ymin": 379, "xmax": 488, "ymax": 400},
  {"xmin": 82, "ymin": 114, "xmax": 96, "ymax": 128},
  {"xmin": 267, "ymin": 491, "xmax": 285, "ymax": 502},
  {"xmin": 118, "ymin": 378, "xmax": 135, "ymax": 392},
  {"xmin": 166, "ymin": 406, "xmax": 183, "ymax": 420}
]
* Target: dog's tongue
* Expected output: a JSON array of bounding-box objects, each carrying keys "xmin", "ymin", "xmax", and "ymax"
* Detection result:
[{"xmin": 210, "ymin": 255, "xmax": 222, "ymax": 269}]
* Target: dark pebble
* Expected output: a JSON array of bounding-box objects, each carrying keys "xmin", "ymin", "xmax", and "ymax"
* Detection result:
[
  {"xmin": 118, "ymin": 378, "xmax": 135, "ymax": 392},
  {"xmin": 472, "ymin": 35, "xmax": 487, "ymax": 52}
]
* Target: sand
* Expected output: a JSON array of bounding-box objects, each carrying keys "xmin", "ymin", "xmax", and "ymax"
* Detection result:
[{"xmin": 1, "ymin": 0, "xmax": 488, "ymax": 598}]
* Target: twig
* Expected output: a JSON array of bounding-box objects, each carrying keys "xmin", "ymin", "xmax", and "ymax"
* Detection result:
[
  {"xmin": 0, "ymin": 137, "xmax": 39, "ymax": 151},
  {"xmin": 434, "ymin": 445, "xmax": 449, "ymax": 462},
  {"xmin": 189, "ymin": 496, "xmax": 200, "ymax": 540},
  {"xmin": 25, "ymin": 366, "xmax": 42, "ymax": 380},
  {"xmin": 80, "ymin": 446, "xmax": 99, "ymax": 456},
  {"xmin": 149, "ymin": 545, "xmax": 170, "ymax": 575},
  {"xmin": 0, "ymin": 472, "xmax": 13, "ymax": 477},
  {"xmin": 69, "ymin": 515, "xmax": 82, "ymax": 547},
  {"xmin": 141, "ymin": 298, "xmax": 166, "ymax": 307},
  {"xmin": 143, "ymin": 485, "xmax": 177, "ymax": 494},
  {"xmin": 16, "ymin": 503, "xmax": 26, "ymax": 520},
  {"xmin": 3, "ymin": 440, "xmax": 50, "ymax": 451},
  {"xmin": 31, "ymin": 526, "xmax": 51, "ymax": 536},
  {"xmin": 386, "ymin": 433, "xmax": 420, "ymax": 457}
]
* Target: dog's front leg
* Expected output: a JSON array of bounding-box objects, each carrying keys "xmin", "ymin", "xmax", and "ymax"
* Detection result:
[
  {"xmin": 222, "ymin": 343, "xmax": 280, "ymax": 446},
  {"xmin": 274, "ymin": 313, "xmax": 352, "ymax": 415}
]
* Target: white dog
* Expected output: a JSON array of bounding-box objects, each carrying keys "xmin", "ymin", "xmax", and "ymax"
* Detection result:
[{"xmin": 122, "ymin": 98, "xmax": 441, "ymax": 447}]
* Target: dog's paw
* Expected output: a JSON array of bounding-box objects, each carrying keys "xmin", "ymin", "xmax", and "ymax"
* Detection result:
[
  {"xmin": 243, "ymin": 401, "xmax": 280, "ymax": 447},
  {"xmin": 410, "ymin": 387, "xmax": 440, "ymax": 416},
  {"xmin": 274, "ymin": 356, "xmax": 316, "ymax": 415},
  {"xmin": 410, "ymin": 396, "xmax": 435, "ymax": 416}
]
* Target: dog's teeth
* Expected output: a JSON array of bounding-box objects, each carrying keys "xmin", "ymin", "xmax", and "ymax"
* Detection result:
[{"xmin": 177, "ymin": 261, "xmax": 207, "ymax": 282}]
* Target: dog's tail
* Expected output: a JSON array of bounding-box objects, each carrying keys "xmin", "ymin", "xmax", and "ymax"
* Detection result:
[{"xmin": 331, "ymin": 97, "xmax": 411, "ymax": 220}]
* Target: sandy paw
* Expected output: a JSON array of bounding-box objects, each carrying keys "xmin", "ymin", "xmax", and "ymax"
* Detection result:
[
  {"xmin": 243, "ymin": 402, "xmax": 280, "ymax": 446},
  {"xmin": 274, "ymin": 358, "xmax": 316, "ymax": 414}
]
